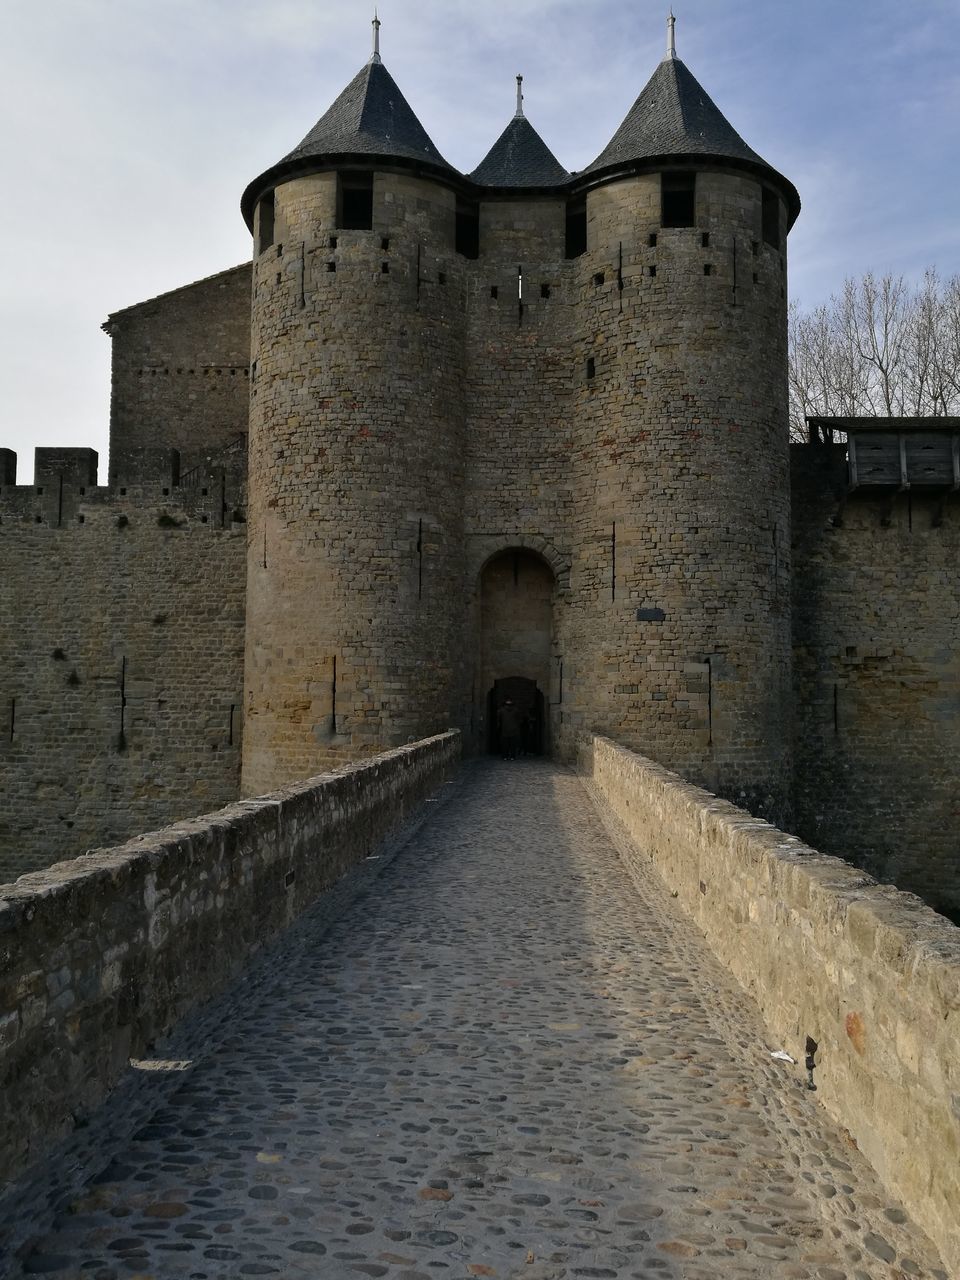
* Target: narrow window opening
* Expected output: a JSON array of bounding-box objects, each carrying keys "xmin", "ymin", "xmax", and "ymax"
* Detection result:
[
  {"xmin": 541, "ymin": 283, "xmax": 551, "ymax": 299},
  {"xmin": 327, "ymin": 261, "xmax": 337, "ymax": 273},
  {"xmin": 752, "ymin": 240, "xmax": 760, "ymax": 256},
  {"xmin": 565, "ymin": 197, "xmax": 587, "ymax": 259},
  {"xmin": 329, "ymin": 235, "xmax": 338, "ymax": 249},
  {"xmin": 648, "ymin": 265, "xmax": 657, "ymax": 278},
  {"xmin": 337, "ymin": 172, "xmax": 374, "ymax": 230},
  {"xmin": 490, "ymin": 285, "xmax": 499, "ymax": 300},
  {"xmin": 276, "ymin": 272, "xmax": 282, "ymax": 285},
  {"xmin": 439, "ymin": 271, "xmax": 446, "ymax": 285},
  {"xmin": 648, "ymin": 233, "xmax": 658, "ymax": 248},
  {"xmin": 455, "ymin": 199, "xmax": 480, "ymax": 259},
  {"xmin": 381, "ymin": 236, "xmax": 390, "ymax": 251},
  {"xmin": 586, "ymin": 357, "xmax": 596, "ymax": 380},
  {"xmin": 661, "ymin": 172, "xmax": 696, "ymax": 227},
  {"xmin": 276, "ymin": 244, "xmax": 283, "ymax": 258},
  {"xmin": 593, "ymin": 272, "xmax": 605, "ymax": 287},
  {"xmin": 753, "ymin": 272, "xmax": 759, "ymax": 285},
  {"xmin": 762, "ymin": 187, "xmax": 780, "ymax": 248},
  {"xmin": 381, "ymin": 262, "xmax": 390, "ymax": 274},
  {"xmin": 8, "ymin": 697, "xmax": 14, "ymax": 743},
  {"xmin": 257, "ymin": 192, "xmax": 275, "ymax": 255},
  {"xmin": 703, "ymin": 264, "xmax": 713, "ymax": 276},
  {"xmin": 701, "ymin": 232, "xmax": 710, "ymax": 248}
]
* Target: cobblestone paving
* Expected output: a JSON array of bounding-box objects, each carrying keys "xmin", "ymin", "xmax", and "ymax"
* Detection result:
[{"xmin": 14, "ymin": 761, "xmax": 947, "ymax": 1279}]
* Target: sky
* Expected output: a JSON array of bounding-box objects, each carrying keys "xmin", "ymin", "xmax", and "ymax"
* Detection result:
[{"xmin": 1, "ymin": 0, "xmax": 958, "ymax": 479}]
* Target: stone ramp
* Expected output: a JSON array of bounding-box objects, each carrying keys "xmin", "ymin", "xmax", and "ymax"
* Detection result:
[{"xmin": 11, "ymin": 761, "xmax": 947, "ymax": 1279}]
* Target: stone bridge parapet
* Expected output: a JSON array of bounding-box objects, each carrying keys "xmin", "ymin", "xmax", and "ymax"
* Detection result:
[
  {"xmin": 0, "ymin": 731, "xmax": 460, "ymax": 1200},
  {"xmin": 579, "ymin": 733, "xmax": 960, "ymax": 1276}
]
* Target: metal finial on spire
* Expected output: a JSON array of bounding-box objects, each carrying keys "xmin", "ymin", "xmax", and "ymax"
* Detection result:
[
  {"xmin": 371, "ymin": 9, "xmax": 382, "ymax": 63},
  {"xmin": 667, "ymin": 10, "xmax": 677, "ymax": 59},
  {"xmin": 515, "ymin": 74, "xmax": 524, "ymax": 118}
]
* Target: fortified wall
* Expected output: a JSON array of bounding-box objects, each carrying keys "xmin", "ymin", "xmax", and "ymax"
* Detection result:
[
  {"xmin": 0, "ymin": 448, "xmax": 246, "ymax": 884},
  {"xmin": 792, "ymin": 429, "xmax": 960, "ymax": 921}
]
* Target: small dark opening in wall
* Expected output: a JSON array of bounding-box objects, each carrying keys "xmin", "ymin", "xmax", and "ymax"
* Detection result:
[
  {"xmin": 36, "ymin": 487, "xmax": 43, "ymax": 495},
  {"xmin": 329, "ymin": 235, "xmax": 338, "ymax": 249},
  {"xmin": 648, "ymin": 232, "xmax": 658, "ymax": 248},
  {"xmin": 275, "ymin": 272, "xmax": 281, "ymax": 285},
  {"xmin": 381, "ymin": 262, "xmax": 390, "ymax": 274},
  {"xmin": 703, "ymin": 263, "xmax": 713, "ymax": 276},
  {"xmin": 201, "ymin": 488, "xmax": 208, "ymax": 497},
  {"xmin": 120, "ymin": 487, "xmax": 127, "ymax": 496},
  {"xmin": 337, "ymin": 171, "xmax": 374, "ymax": 230},
  {"xmin": 162, "ymin": 487, "xmax": 169, "ymax": 496},
  {"xmin": 586, "ymin": 357, "xmax": 596, "ymax": 380},
  {"xmin": 327, "ymin": 261, "xmax": 337, "ymax": 273},
  {"xmin": 490, "ymin": 285, "xmax": 499, "ymax": 299},
  {"xmin": 648, "ymin": 265, "xmax": 657, "ymax": 277},
  {"xmin": 34, "ymin": 514, "xmax": 42, "ymax": 524},
  {"xmin": 285, "ymin": 869, "xmax": 296, "ymax": 889},
  {"xmin": 456, "ymin": 199, "xmax": 480, "ymax": 259},
  {"xmin": 381, "ymin": 236, "xmax": 390, "ymax": 251},
  {"xmin": 701, "ymin": 232, "xmax": 710, "ymax": 248},
  {"xmin": 276, "ymin": 244, "xmax": 283, "ymax": 258},
  {"xmin": 77, "ymin": 514, "xmax": 85, "ymax": 524},
  {"xmin": 762, "ymin": 187, "xmax": 780, "ymax": 248},
  {"xmin": 541, "ymin": 283, "xmax": 551, "ymax": 299},
  {"xmin": 201, "ymin": 515, "xmax": 209, "ymax": 524},
  {"xmin": 753, "ymin": 272, "xmax": 759, "ymax": 285},
  {"xmin": 438, "ymin": 271, "xmax": 446, "ymax": 285},
  {"xmin": 593, "ymin": 272, "xmax": 605, "ymax": 287},
  {"xmin": 565, "ymin": 197, "xmax": 587, "ymax": 259},
  {"xmin": 661, "ymin": 172, "xmax": 696, "ymax": 227},
  {"xmin": 79, "ymin": 487, "xmax": 85, "ymax": 496},
  {"xmin": 257, "ymin": 192, "xmax": 275, "ymax": 254}
]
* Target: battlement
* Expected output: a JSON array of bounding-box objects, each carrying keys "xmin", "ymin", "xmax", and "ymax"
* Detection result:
[{"xmin": 0, "ymin": 444, "xmax": 246, "ymax": 529}]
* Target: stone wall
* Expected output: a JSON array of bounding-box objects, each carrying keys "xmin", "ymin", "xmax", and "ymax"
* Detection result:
[
  {"xmin": 580, "ymin": 733, "xmax": 960, "ymax": 1275},
  {"xmin": 792, "ymin": 444, "xmax": 960, "ymax": 921},
  {"xmin": 0, "ymin": 459, "xmax": 246, "ymax": 885},
  {"xmin": 0, "ymin": 731, "xmax": 460, "ymax": 1199},
  {"xmin": 104, "ymin": 265, "xmax": 251, "ymax": 481}
]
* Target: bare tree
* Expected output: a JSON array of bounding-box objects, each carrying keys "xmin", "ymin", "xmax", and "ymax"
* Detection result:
[{"xmin": 788, "ymin": 271, "xmax": 960, "ymax": 439}]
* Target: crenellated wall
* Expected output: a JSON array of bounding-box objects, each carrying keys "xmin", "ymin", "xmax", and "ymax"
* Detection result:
[
  {"xmin": 0, "ymin": 453, "xmax": 246, "ymax": 885},
  {"xmin": 792, "ymin": 443, "xmax": 960, "ymax": 921}
]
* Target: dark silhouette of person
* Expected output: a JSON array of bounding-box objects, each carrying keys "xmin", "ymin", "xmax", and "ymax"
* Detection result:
[{"xmin": 497, "ymin": 698, "xmax": 522, "ymax": 760}]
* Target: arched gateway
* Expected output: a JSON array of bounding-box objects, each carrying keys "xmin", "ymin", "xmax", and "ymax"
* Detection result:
[{"xmin": 478, "ymin": 549, "xmax": 556, "ymax": 757}]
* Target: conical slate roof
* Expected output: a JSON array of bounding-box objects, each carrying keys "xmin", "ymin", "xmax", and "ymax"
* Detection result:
[
  {"xmin": 285, "ymin": 59, "xmax": 456, "ymax": 172},
  {"xmin": 471, "ymin": 115, "xmax": 570, "ymax": 187},
  {"xmin": 242, "ymin": 57, "xmax": 458, "ymax": 227},
  {"xmin": 585, "ymin": 54, "xmax": 799, "ymax": 222}
]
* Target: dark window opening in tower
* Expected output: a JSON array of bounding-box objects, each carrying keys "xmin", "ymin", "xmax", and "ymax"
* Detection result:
[
  {"xmin": 762, "ymin": 187, "xmax": 780, "ymax": 248},
  {"xmin": 337, "ymin": 172, "xmax": 374, "ymax": 230},
  {"xmin": 565, "ymin": 198, "xmax": 587, "ymax": 259},
  {"xmin": 456, "ymin": 200, "xmax": 480, "ymax": 259},
  {"xmin": 257, "ymin": 193, "xmax": 275, "ymax": 255},
  {"xmin": 661, "ymin": 172, "xmax": 696, "ymax": 228}
]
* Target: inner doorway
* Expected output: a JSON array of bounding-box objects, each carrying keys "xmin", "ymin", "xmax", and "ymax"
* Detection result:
[
  {"xmin": 488, "ymin": 676, "xmax": 545, "ymax": 756},
  {"xmin": 478, "ymin": 549, "xmax": 556, "ymax": 756}
]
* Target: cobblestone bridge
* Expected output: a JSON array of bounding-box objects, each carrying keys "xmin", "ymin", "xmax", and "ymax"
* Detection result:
[{"xmin": 13, "ymin": 762, "xmax": 947, "ymax": 1279}]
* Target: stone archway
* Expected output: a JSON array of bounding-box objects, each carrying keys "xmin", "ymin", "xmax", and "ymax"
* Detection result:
[{"xmin": 478, "ymin": 549, "xmax": 556, "ymax": 756}]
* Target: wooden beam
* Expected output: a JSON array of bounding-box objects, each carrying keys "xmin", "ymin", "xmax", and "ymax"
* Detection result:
[{"xmin": 848, "ymin": 435, "xmax": 859, "ymax": 490}]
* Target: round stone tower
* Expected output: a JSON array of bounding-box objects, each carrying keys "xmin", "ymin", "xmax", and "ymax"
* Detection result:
[
  {"xmin": 562, "ymin": 17, "xmax": 801, "ymax": 819},
  {"xmin": 239, "ymin": 21, "xmax": 467, "ymax": 794}
]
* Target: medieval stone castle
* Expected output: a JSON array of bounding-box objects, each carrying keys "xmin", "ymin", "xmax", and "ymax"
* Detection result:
[{"xmin": 1, "ymin": 18, "xmax": 958, "ymax": 920}]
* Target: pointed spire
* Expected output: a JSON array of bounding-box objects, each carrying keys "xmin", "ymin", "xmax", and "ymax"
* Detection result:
[
  {"xmin": 515, "ymin": 75, "xmax": 525, "ymax": 118},
  {"xmin": 667, "ymin": 10, "xmax": 677, "ymax": 59},
  {"xmin": 371, "ymin": 8, "xmax": 382, "ymax": 64}
]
